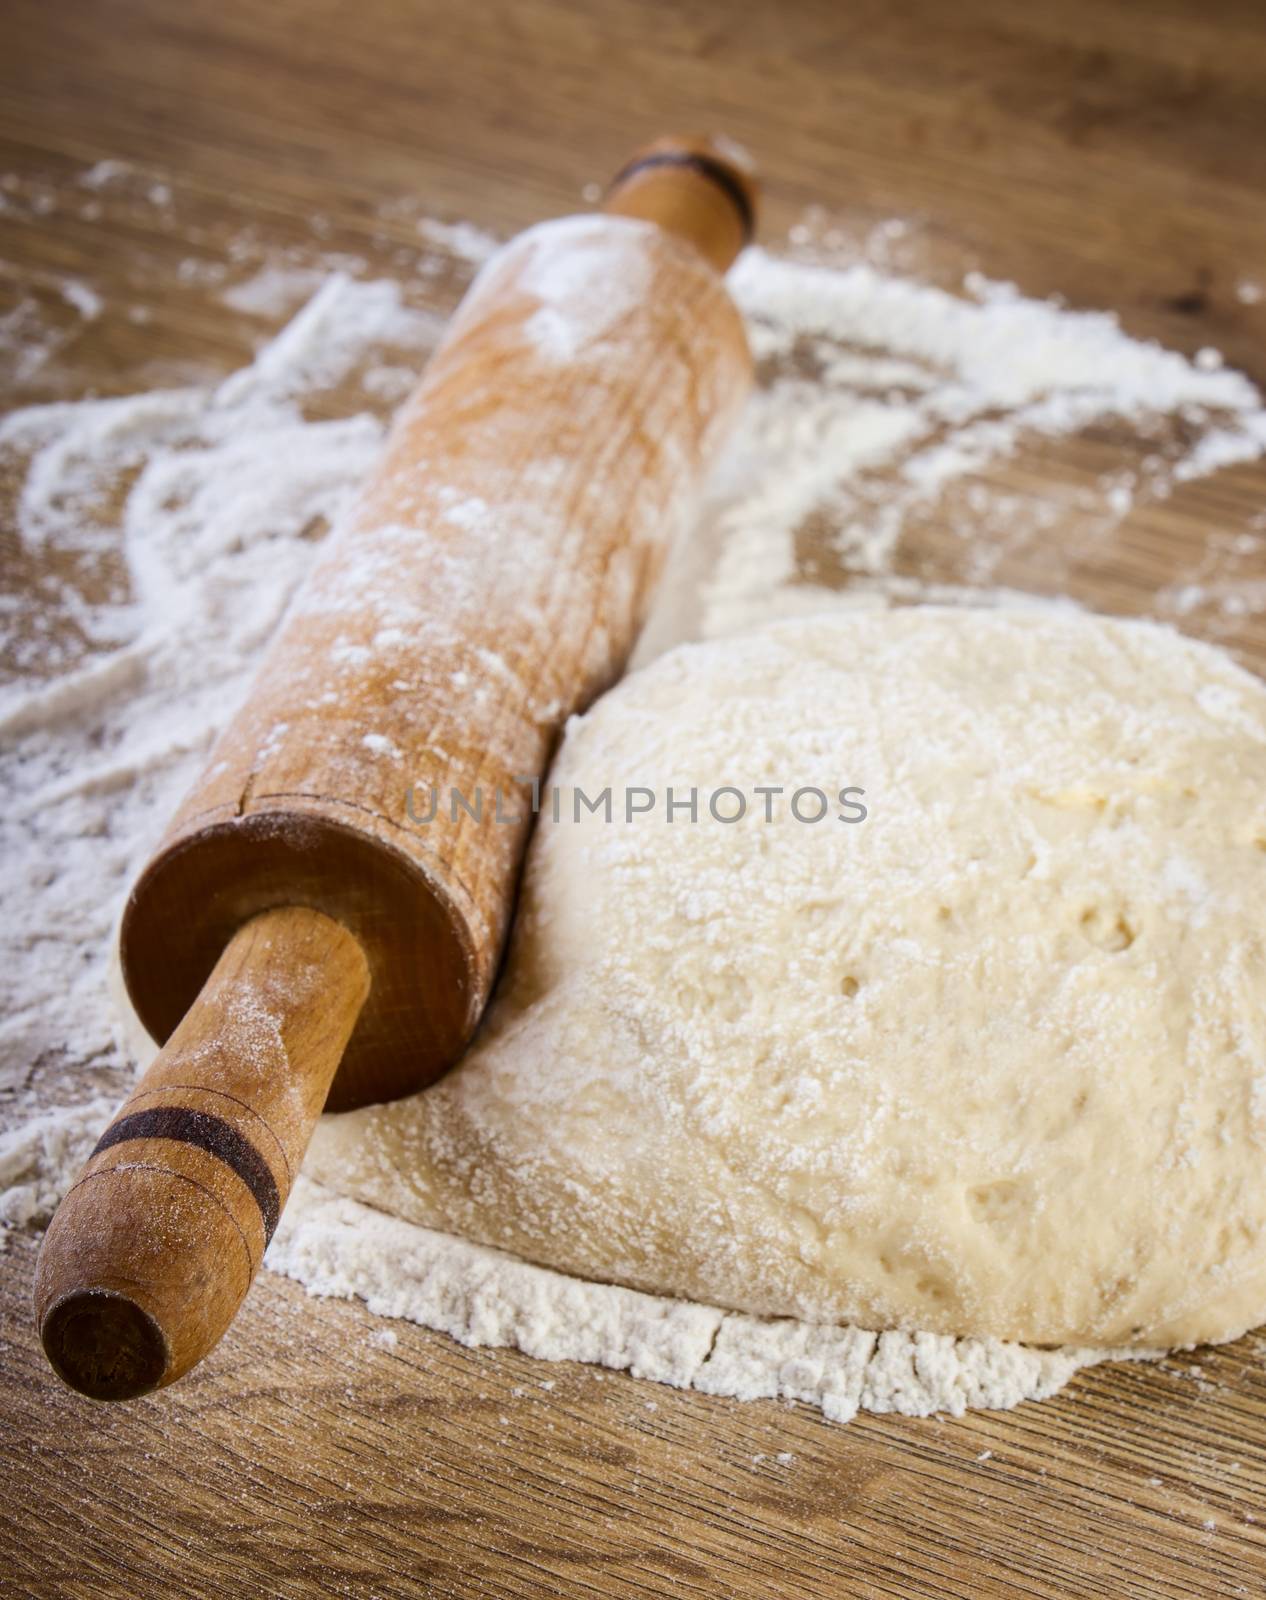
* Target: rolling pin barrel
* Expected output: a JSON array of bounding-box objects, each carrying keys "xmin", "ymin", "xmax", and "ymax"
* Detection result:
[
  {"xmin": 120, "ymin": 133, "xmax": 756, "ymax": 1114},
  {"xmin": 34, "ymin": 135, "xmax": 757, "ymax": 1398}
]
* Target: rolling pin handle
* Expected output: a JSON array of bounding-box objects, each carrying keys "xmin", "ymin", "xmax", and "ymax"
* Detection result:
[
  {"xmin": 34, "ymin": 906, "xmax": 370, "ymax": 1400},
  {"xmin": 602, "ymin": 133, "xmax": 759, "ymax": 272}
]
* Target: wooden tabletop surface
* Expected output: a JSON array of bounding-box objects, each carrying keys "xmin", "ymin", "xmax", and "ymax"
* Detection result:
[{"xmin": 3, "ymin": 2, "xmax": 1266, "ymax": 1596}]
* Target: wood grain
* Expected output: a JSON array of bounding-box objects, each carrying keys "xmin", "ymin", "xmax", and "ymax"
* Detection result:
[
  {"xmin": 3, "ymin": 0, "xmax": 1266, "ymax": 1595},
  {"xmin": 2, "ymin": 1234, "xmax": 1265, "ymax": 1599}
]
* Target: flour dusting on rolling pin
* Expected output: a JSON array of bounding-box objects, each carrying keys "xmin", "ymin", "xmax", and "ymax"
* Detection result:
[{"xmin": 31, "ymin": 137, "xmax": 758, "ymax": 1400}]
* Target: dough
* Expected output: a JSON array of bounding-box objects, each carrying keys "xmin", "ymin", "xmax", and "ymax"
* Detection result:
[{"xmin": 308, "ymin": 608, "xmax": 1266, "ymax": 1348}]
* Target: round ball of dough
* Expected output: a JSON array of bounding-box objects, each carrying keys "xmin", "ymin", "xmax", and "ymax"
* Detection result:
[{"xmin": 311, "ymin": 608, "xmax": 1266, "ymax": 1347}]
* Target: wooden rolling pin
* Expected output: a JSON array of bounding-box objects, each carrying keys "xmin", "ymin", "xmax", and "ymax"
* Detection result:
[{"xmin": 34, "ymin": 135, "xmax": 756, "ymax": 1401}]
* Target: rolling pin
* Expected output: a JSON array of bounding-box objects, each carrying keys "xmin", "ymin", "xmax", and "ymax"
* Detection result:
[{"xmin": 34, "ymin": 135, "xmax": 756, "ymax": 1401}]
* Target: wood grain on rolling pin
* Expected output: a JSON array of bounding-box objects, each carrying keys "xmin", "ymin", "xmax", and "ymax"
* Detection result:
[{"xmin": 122, "ymin": 212, "xmax": 752, "ymax": 1110}]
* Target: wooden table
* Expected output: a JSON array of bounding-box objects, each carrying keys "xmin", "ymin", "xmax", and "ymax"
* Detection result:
[{"xmin": 3, "ymin": 2, "xmax": 1265, "ymax": 1595}]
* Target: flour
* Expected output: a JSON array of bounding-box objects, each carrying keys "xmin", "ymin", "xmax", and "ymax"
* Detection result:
[
  {"xmin": 3, "ymin": 163, "xmax": 1264, "ymax": 1422},
  {"xmin": 268, "ymin": 1177, "xmax": 1115, "ymax": 1424},
  {"xmin": 668, "ymin": 249, "xmax": 1266, "ymax": 648},
  {"xmin": 412, "ymin": 217, "xmax": 499, "ymax": 267},
  {"xmin": 0, "ymin": 272, "xmax": 425, "ymax": 1082},
  {"xmin": 220, "ymin": 265, "xmax": 331, "ymax": 317}
]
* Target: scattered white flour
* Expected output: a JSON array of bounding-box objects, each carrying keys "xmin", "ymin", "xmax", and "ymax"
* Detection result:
[
  {"xmin": 268, "ymin": 1177, "xmax": 1115, "ymax": 1424},
  {"xmin": 412, "ymin": 216, "xmax": 499, "ymax": 267},
  {"xmin": 221, "ymin": 265, "xmax": 332, "ymax": 318},
  {"xmin": 0, "ymin": 1096, "xmax": 119, "ymax": 1231},
  {"xmin": 0, "ymin": 272, "xmax": 432, "ymax": 1079},
  {"xmin": 677, "ymin": 251, "xmax": 1266, "ymax": 645},
  {"xmin": 58, "ymin": 280, "xmax": 103, "ymax": 322},
  {"xmin": 78, "ymin": 159, "xmax": 134, "ymax": 191},
  {"xmin": 3, "ymin": 164, "xmax": 1264, "ymax": 1422}
]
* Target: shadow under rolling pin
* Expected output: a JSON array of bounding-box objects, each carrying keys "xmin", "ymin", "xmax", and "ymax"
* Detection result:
[{"xmin": 34, "ymin": 135, "xmax": 758, "ymax": 1400}]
